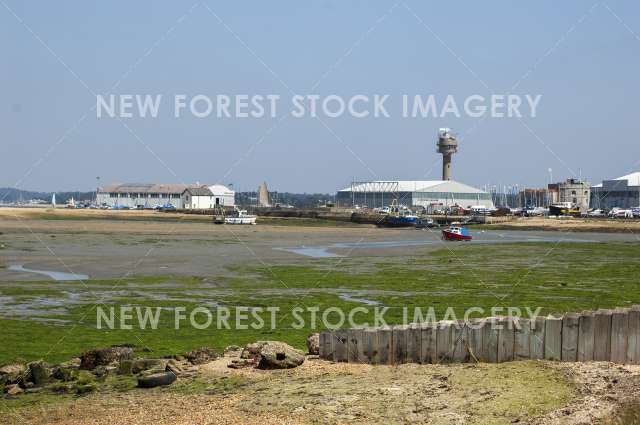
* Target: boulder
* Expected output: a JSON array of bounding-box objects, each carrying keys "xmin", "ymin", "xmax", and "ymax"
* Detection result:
[
  {"xmin": 306, "ymin": 333, "xmax": 320, "ymax": 355},
  {"xmin": 93, "ymin": 365, "xmax": 118, "ymax": 378},
  {"xmin": 80, "ymin": 347, "xmax": 133, "ymax": 370},
  {"xmin": 242, "ymin": 341, "xmax": 305, "ymax": 370},
  {"xmin": 27, "ymin": 360, "xmax": 51, "ymax": 386},
  {"xmin": 184, "ymin": 347, "xmax": 217, "ymax": 365},
  {"xmin": 131, "ymin": 359, "xmax": 168, "ymax": 374},
  {"xmin": 117, "ymin": 360, "xmax": 133, "ymax": 375},
  {"xmin": 137, "ymin": 372, "xmax": 177, "ymax": 388},
  {"xmin": 165, "ymin": 359, "xmax": 184, "ymax": 376},
  {"xmin": 74, "ymin": 371, "xmax": 97, "ymax": 394},
  {"xmin": 52, "ymin": 365, "xmax": 78, "ymax": 382},
  {"xmin": 228, "ymin": 358, "xmax": 257, "ymax": 369},
  {"xmin": 0, "ymin": 363, "xmax": 26, "ymax": 385},
  {"xmin": 5, "ymin": 384, "xmax": 23, "ymax": 396},
  {"xmin": 223, "ymin": 345, "xmax": 243, "ymax": 357}
]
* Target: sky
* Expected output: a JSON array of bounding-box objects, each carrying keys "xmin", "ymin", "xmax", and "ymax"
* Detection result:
[{"xmin": 2, "ymin": 1, "xmax": 640, "ymax": 193}]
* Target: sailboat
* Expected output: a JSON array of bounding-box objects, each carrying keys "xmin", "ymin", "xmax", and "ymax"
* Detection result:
[{"xmin": 51, "ymin": 193, "xmax": 56, "ymax": 208}]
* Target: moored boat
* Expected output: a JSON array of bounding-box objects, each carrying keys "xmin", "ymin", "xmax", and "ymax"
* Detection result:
[
  {"xmin": 441, "ymin": 226, "xmax": 472, "ymax": 241},
  {"xmin": 378, "ymin": 199, "xmax": 419, "ymax": 227},
  {"xmin": 224, "ymin": 210, "xmax": 257, "ymax": 225},
  {"xmin": 379, "ymin": 214, "xmax": 418, "ymax": 227}
]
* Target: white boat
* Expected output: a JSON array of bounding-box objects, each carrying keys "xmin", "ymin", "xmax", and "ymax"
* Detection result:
[{"xmin": 224, "ymin": 210, "xmax": 257, "ymax": 225}]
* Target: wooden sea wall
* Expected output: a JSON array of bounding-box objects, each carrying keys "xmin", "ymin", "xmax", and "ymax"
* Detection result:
[{"xmin": 319, "ymin": 306, "xmax": 640, "ymax": 365}]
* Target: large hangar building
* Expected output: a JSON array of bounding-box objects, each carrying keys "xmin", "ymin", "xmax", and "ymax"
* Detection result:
[
  {"xmin": 591, "ymin": 172, "xmax": 640, "ymax": 209},
  {"xmin": 336, "ymin": 180, "xmax": 494, "ymax": 210}
]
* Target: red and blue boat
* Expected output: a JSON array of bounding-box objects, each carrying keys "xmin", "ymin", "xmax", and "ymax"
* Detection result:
[{"xmin": 441, "ymin": 226, "xmax": 472, "ymax": 241}]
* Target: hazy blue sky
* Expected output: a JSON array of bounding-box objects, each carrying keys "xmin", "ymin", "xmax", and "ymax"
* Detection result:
[{"xmin": 2, "ymin": 1, "xmax": 640, "ymax": 193}]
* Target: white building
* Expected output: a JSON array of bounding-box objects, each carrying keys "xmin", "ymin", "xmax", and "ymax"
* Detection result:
[
  {"xmin": 336, "ymin": 180, "xmax": 494, "ymax": 210},
  {"xmin": 97, "ymin": 183, "xmax": 235, "ymax": 209},
  {"xmin": 207, "ymin": 184, "xmax": 235, "ymax": 207}
]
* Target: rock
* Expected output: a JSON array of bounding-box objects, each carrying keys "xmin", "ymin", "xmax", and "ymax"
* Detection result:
[
  {"xmin": 52, "ymin": 360, "xmax": 80, "ymax": 382},
  {"xmin": 27, "ymin": 360, "xmax": 51, "ymax": 386},
  {"xmin": 165, "ymin": 359, "xmax": 184, "ymax": 376},
  {"xmin": 52, "ymin": 366, "xmax": 78, "ymax": 382},
  {"xmin": 117, "ymin": 360, "xmax": 133, "ymax": 375},
  {"xmin": 0, "ymin": 363, "xmax": 26, "ymax": 385},
  {"xmin": 184, "ymin": 347, "xmax": 217, "ymax": 365},
  {"xmin": 228, "ymin": 358, "xmax": 257, "ymax": 369},
  {"xmin": 242, "ymin": 341, "xmax": 305, "ymax": 370},
  {"xmin": 131, "ymin": 359, "xmax": 168, "ymax": 374},
  {"xmin": 80, "ymin": 347, "xmax": 133, "ymax": 370},
  {"xmin": 224, "ymin": 345, "xmax": 243, "ymax": 357},
  {"xmin": 74, "ymin": 371, "xmax": 97, "ymax": 394},
  {"xmin": 93, "ymin": 365, "xmax": 117, "ymax": 378},
  {"xmin": 4, "ymin": 384, "xmax": 23, "ymax": 396},
  {"xmin": 306, "ymin": 333, "xmax": 320, "ymax": 355},
  {"xmin": 137, "ymin": 372, "xmax": 177, "ymax": 388}
]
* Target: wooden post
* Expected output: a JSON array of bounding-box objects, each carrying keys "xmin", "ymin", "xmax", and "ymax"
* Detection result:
[
  {"xmin": 627, "ymin": 306, "xmax": 640, "ymax": 364},
  {"xmin": 514, "ymin": 317, "xmax": 531, "ymax": 361},
  {"xmin": 362, "ymin": 328, "xmax": 376, "ymax": 363},
  {"xmin": 333, "ymin": 329, "xmax": 349, "ymax": 362},
  {"xmin": 593, "ymin": 309, "xmax": 613, "ymax": 361},
  {"xmin": 347, "ymin": 328, "xmax": 361, "ymax": 363},
  {"xmin": 374, "ymin": 327, "xmax": 392, "ymax": 365},
  {"xmin": 420, "ymin": 324, "xmax": 436, "ymax": 364},
  {"xmin": 544, "ymin": 316, "xmax": 562, "ymax": 361},
  {"xmin": 392, "ymin": 326, "xmax": 408, "ymax": 364},
  {"xmin": 498, "ymin": 317, "xmax": 515, "ymax": 363},
  {"xmin": 577, "ymin": 312, "xmax": 595, "ymax": 362},
  {"xmin": 436, "ymin": 321, "xmax": 455, "ymax": 363},
  {"xmin": 468, "ymin": 319, "xmax": 485, "ymax": 362},
  {"xmin": 407, "ymin": 324, "xmax": 422, "ymax": 363},
  {"xmin": 611, "ymin": 309, "xmax": 629, "ymax": 364},
  {"xmin": 452, "ymin": 322, "xmax": 469, "ymax": 363},
  {"xmin": 561, "ymin": 313, "xmax": 580, "ymax": 362},
  {"xmin": 530, "ymin": 316, "xmax": 545, "ymax": 360},
  {"xmin": 484, "ymin": 317, "xmax": 500, "ymax": 363},
  {"xmin": 319, "ymin": 331, "xmax": 333, "ymax": 361}
]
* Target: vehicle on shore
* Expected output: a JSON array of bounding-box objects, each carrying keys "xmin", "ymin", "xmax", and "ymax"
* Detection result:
[
  {"xmin": 609, "ymin": 208, "xmax": 633, "ymax": 218},
  {"xmin": 586, "ymin": 209, "xmax": 606, "ymax": 217}
]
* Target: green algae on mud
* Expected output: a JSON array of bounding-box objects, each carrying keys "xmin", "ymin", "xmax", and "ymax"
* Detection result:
[{"xmin": 1, "ymin": 242, "xmax": 640, "ymax": 364}]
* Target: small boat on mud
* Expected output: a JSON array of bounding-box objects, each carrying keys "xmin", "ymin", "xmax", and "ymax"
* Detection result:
[
  {"xmin": 224, "ymin": 210, "xmax": 257, "ymax": 225},
  {"xmin": 441, "ymin": 226, "xmax": 472, "ymax": 241},
  {"xmin": 378, "ymin": 199, "xmax": 419, "ymax": 228}
]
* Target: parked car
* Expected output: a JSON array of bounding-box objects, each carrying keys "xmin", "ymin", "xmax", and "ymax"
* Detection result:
[
  {"xmin": 609, "ymin": 208, "xmax": 633, "ymax": 218},
  {"xmin": 586, "ymin": 209, "xmax": 606, "ymax": 217}
]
